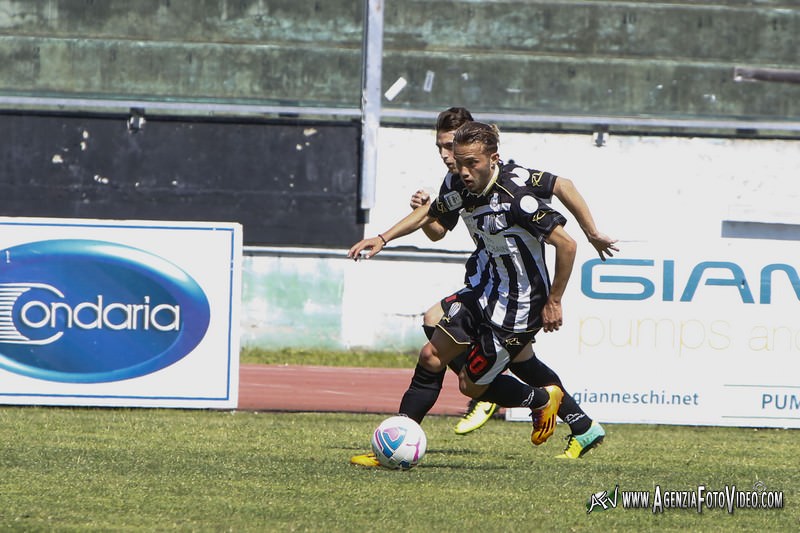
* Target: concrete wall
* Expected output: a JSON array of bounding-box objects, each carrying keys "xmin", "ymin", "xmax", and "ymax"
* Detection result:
[
  {"xmin": 0, "ymin": 0, "xmax": 798, "ymax": 126},
  {"xmin": 0, "ymin": 0, "xmax": 364, "ymax": 106},
  {"xmin": 381, "ymin": 1, "xmax": 800, "ymax": 123}
]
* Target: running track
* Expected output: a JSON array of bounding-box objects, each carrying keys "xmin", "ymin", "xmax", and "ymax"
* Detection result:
[{"xmin": 238, "ymin": 364, "xmax": 472, "ymax": 416}]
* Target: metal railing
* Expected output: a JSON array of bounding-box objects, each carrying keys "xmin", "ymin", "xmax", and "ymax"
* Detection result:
[{"xmin": 243, "ymin": 245, "xmax": 472, "ymax": 264}]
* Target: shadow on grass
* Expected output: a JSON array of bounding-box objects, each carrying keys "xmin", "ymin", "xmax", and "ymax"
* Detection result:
[{"xmin": 420, "ymin": 463, "xmax": 511, "ymax": 471}]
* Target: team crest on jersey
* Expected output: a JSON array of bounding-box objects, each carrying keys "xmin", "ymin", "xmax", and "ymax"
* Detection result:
[
  {"xmin": 443, "ymin": 301, "xmax": 461, "ymax": 322},
  {"xmin": 489, "ymin": 192, "xmax": 500, "ymax": 210},
  {"xmin": 483, "ymin": 213, "xmax": 508, "ymax": 235},
  {"xmin": 443, "ymin": 191, "xmax": 463, "ymax": 210}
]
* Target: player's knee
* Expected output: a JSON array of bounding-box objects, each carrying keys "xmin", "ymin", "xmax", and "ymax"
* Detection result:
[
  {"xmin": 418, "ymin": 342, "xmax": 445, "ymax": 373},
  {"xmin": 458, "ymin": 372, "xmax": 487, "ymax": 399}
]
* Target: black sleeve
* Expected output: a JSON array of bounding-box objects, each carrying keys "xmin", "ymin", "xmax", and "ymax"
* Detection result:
[
  {"xmin": 428, "ymin": 202, "xmax": 460, "ymax": 231},
  {"xmin": 427, "ymin": 176, "xmax": 463, "ymax": 231},
  {"xmin": 503, "ymin": 163, "xmax": 557, "ymax": 199},
  {"xmin": 511, "ymin": 192, "xmax": 567, "ymax": 239},
  {"xmin": 529, "ymin": 170, "xmax": 558, "ymax": 200}
]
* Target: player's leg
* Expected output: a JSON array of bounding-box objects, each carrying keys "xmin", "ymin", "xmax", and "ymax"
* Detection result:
[
  {"xmin": 424, "ymin": 299, "xmax": 470, "ymax": 375},
  {"xmin": 400, "ymin": 285, "xmax": 499, "ymax": 423},
  {"xmin": 422, "ymin": 300, "xmax": 466, "ymax": 374},
  {"xmin": 457, "ymin": 326, "xmax": 562, "ymax": 445},
  {"xmin": 424, "ymin": 296, "xmax": 498, "ymax": 435},
  {"xmin": 509, "ymin": 349, "xmax": 589, "ymax": 431},
  {"xmin": 351, "ymin": 323, "xmax": 465, "ymax": 468},
  {"xmin": 434, "ymin": 290, "xmax": 540, "ymax": 407},
  {"xmin": 508, "ymin": 350, "xmax": 605, "ymax": 458},
  {"xmin": 397, "ymin": 328, "xmax": 465, "ymax": 423}
]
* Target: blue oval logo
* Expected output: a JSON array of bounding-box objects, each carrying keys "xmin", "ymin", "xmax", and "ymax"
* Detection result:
[{"xmin": 0, "ymin": 239, "xmax": 211, "ymax": 383}]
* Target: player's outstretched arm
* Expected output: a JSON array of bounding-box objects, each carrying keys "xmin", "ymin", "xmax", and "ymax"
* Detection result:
[
  {"xmin": 541, "ymin": 225, "xmax": 577, "ymax": 333},
  {"xmin": 409, "ymin": 189, "xmax": 447, "ymax": 242},
  {"xmin": 552, "ymin": 177, "xmax": 619, "ymax": 261},
  {"xmin": 347, "ymin": 203, "xmax": 435, "ymax": 261}
]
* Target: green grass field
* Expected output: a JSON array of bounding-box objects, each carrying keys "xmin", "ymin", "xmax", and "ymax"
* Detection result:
[{"xmin": 1, "ymin": 350, "xmax": 797, "ymax": 531}]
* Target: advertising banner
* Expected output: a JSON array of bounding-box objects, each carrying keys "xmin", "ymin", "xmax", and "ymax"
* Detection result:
[
  {"xmin": 0, "ymin": 217, "xmax": 241, "ymax": 409},
  {"xmin": 508, "ymin": 239, "xmax": 800, "ymax": 428},
  {"xmin": 491, "ymin": 132, "xmax": 800, "ymax": 429},
  {"xmin": 368, "ymin": 128, "xmax": 800, "ymax": 428}
]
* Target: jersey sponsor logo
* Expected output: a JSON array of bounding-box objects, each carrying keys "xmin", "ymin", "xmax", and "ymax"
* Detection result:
[
  {"xmin": 482, "ymin": 233, "xmax": 512, "ymax": 255},
  {"xmin": 531, "ymin": 210, "xmax": 548, "ymax": 223},
  {"xmin": 529, "ymin": 170, "xmax": 545, "ymax": 187},
  {"xmin": 0, "ymin": 240, "xmax": 211, "ymax": 383},
  {"xmin": 443, "ymin": 190, "xmax": 463, "ymax": 210},
  {"xmin": 504, "ymin": 336, "xmax": 522, "ymax": 347}
]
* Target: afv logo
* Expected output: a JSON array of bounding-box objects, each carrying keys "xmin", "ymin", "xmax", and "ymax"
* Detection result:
[{"xmin": 0, "ymin": 240, "xmax": 210, "ymax": 383}]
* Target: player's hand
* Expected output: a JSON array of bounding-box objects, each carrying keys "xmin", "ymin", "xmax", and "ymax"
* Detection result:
[
  {"xmin": 541, "ymin": 298, "xmax": 563, "ymax": 333},
  {"xmin": 586, "ymin": 231, "xmax": 619, "ymax": 261},
  {"xmin": 347, "ymin": 236, "xmax": 385, "ymax": 261},
  {"xmin": 409, "ymin": 189, "xmax": 431, "ymax": 210}
]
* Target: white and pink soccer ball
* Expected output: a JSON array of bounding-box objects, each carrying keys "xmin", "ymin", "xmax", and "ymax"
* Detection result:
[{"xmin": 370, "ymin": 416, "xmax": 427, "ymax": 470}]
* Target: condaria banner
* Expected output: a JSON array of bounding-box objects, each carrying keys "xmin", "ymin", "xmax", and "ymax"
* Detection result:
[{"xmin": 0, "ymin": 217, "xmax": 241, "ymax": 409}]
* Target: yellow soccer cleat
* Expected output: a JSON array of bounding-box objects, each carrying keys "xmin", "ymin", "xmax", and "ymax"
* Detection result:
[
  {"xmin": 555, "ymin": 422, "xmax": 606, "ymax": 459},
  {"xmin": 349, "ymin": 452, "xmax": 381, "ymax": 467},
  {"xmin": 454, "ymin": 400, "xmax": 498, "ymax": 435},
  {"xmin": 530, "ymin": 385, "xmax": 564, "ymax": 445}
]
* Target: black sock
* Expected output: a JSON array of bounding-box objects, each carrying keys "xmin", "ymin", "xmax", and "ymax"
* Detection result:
[
  {"xmin": 477, "ymin": 374, "xmax": 549, "ymax": 409},
  {"xmin": 398, "ymin": 364, "xmax": 446, "ymax": 423},
  {"xmin": 509, "ymin": 357, "xmax": 592, "ymax": 435},
  {"xmin": 508, "ymin": 357, "xmax": 562, "ymax": 388},
  {"xmin": 559, "ymin": 394, "xmax": 592, "ymax": 435}
]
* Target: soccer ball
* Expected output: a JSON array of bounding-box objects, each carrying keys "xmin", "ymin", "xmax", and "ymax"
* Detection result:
[{"xmin": 370, "ymin": 416, "xmax": 427, "ymax": 470}]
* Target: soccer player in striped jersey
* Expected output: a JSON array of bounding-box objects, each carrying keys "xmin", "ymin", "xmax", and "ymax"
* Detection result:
[
  {"xmin": 350, "ymin": 121, "xmax": 606, "ymax": 465},
  {"xmin": 410, "ymin": 109, "xmax": 611, "ymax": 454}
]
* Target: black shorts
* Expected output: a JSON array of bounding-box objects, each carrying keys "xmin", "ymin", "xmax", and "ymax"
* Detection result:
[{"xmin": 437, "ymin": 288, "xmax": 535, "ymax": 385}]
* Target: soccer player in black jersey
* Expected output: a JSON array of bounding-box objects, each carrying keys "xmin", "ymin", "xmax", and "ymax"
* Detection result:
[
  {"xmin": 418, "ymin": 110, "xmax": 613, "ymax": 452},
  {"xmin": 409, "ymin": 108, "xmax": 616, "ymax": 443},
  {"xmin": 350, "ymin": 121, "xmax": 610, "ymax": 465}
]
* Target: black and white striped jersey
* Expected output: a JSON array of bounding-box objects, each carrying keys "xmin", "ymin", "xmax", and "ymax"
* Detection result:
[
  {"xmin": 433, "ymin": 162, "xmax": 558, "ymax": 291},
  {"xmin": 429, "ymin": 164, "xmax": 566, "ymax": 332}
]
